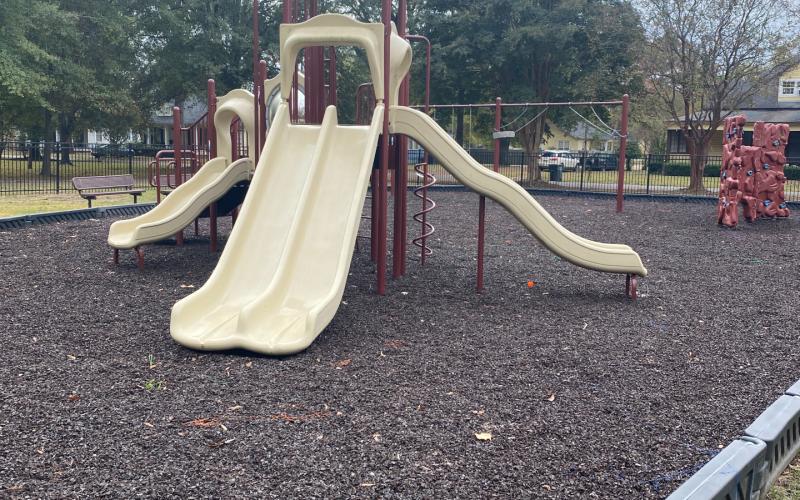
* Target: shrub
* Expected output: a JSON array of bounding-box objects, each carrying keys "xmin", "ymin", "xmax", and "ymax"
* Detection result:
[{"xmin": 658, "ymin": 161, "xmax": 722, "ymax": 177}]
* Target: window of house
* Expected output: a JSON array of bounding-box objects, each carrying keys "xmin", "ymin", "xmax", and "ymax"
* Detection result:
[
  {"xmin": 781, "ymin": 79, "xmax": 798, "ymax": 96},
  {"xmin": 557, "ymin": 140, "xmax": 570, "ymax": 150}
]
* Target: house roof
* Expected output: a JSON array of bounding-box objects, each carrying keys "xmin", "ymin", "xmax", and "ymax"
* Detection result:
[
  {"xmin": 568, "ymin": 122, "xmax": 614, "ymax": 140},
  {"xmin": 149, "ymin": 95, "xmax": 209, "ymax": 127}
]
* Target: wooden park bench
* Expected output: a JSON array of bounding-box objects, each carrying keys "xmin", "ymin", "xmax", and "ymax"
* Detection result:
[{"xmin": 71, "ymin": 174, "xmax": 144, "ymax": 208}]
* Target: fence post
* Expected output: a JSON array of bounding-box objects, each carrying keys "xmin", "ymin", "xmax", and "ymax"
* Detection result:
[
  {"xmin": 128, "ymin": 145, "xmax": 133, "ymax": 176},
  {"xmin": 55, "ymin": 143, "xmax": 61, "ymax": 194},
  {"xmin": 645, "ymin": 154, "xmax": 651, "ymax": 195},
  {"xmin": 579, "ymin": 150, "xmax": 586, "ymax": 191}
]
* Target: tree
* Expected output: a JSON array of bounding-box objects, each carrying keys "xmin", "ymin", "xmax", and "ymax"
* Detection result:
[
  {"xmin": 1, "ymin": 0, "xmax": 140, "ymax": 173},
  {"xmin": 421, "ymin": 0, "xmax": 644, "ymax": 185},
  {"xmin": 640, "ymin": 0, "xmax": 800, "ymax": 193}
]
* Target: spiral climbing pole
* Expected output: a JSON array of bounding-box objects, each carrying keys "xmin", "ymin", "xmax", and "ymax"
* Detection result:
[{"xmin": 412, "ymin": 162, "xmax": 436, "ymax": 263}]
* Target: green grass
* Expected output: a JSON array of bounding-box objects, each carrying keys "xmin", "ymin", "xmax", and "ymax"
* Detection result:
[
  {"xmin": 768, "ymin": 459, "xmax": 800, "ymax": 499},
  {"xmin": 0, "ymin": 190, "xmax": 157, "ymax": 217}
]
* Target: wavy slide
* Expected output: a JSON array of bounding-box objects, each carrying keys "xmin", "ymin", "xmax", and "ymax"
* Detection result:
[
  {"xmin": 390, "ymin": 106, "xmax": 648, "ymax": 277},
  {"xmin": 170, "ymin": 103, "xmax": 384, "ymax": 355},
  {"xmin": 107, "ymin": 157, "xmax": 253, "ymax": 249}
]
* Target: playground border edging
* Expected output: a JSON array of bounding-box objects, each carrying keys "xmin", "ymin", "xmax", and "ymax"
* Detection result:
[
  {"xmin": 0, "ymin": 203, "xmax": 155, "ymax": 230},
  {"xmin": 666, "ymin": 380, "xmax": 800, "ymax": 499}
]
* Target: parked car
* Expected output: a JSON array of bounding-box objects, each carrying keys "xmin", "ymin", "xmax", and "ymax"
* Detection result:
[
  {"xmin": 91, "ymin": 144, "xmax": 133, "ymax": 159},
  {"xmin": 580, "ymin": 152, "xmax": 619, "ymax": 171},
  {"xmin": 130, "ymin": 143, "xmax": 168, "ymax": 157},
  {"xmin": 540, "ymin": 150, "xmax": 579, "ymax": 171}
]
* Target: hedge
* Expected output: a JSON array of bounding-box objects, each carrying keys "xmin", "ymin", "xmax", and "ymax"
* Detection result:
[{"xmin": 649, "ymin": 161, "xmax": 800, "ymax": 180}]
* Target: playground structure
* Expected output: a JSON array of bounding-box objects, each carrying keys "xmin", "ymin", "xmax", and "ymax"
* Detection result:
[
  {"xmin": 168, "ymin": 8, "xmax": 644, "ymax": 354},
  {"xmin": 107, "ymin": 1, "xmax": 647, "ymax": 355},
  {"xmin": 718, "ymin": 114, "xmax": 791, "ymax": 228}
]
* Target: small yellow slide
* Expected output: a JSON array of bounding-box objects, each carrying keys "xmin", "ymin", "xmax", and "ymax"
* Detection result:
[{"xmin": 108, "ymin": 89, "xmax": 256, "ymax": 250}]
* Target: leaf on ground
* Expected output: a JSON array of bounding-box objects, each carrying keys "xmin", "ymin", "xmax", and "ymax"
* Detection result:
[
  {"xmin": 228, "ymin": 405, "xmax": 242, "ymax": 411},
  {"xmin": 545, "ymin": 393, "xmax": 556, "ymax": 402},
  {"xmin": 208, "ymin": 438, "xmax": 235, "ymax": 448},
  {"xmin": 67, "ymin": 394, "xmax": 80, "ymax": 402},
  {"xmin": 475, "ymin": 432, "xmax": 493, "ymax": 441},
  {"xmin": 184, "ymin": 417, "xmax": 222, "ymax": 428},
  {"xmin": 66, "ymin": 354, "xmax": 77, "ymax": 361},
  {"xmin": 334, "ymin": 358, "xmax": 352, "ymax": 369},
  {"xmin": 244, "ymin": 361, "xmax": 253, "ymax": 368},
  {"xmin": 179, "ymin": 284, "xmax": 195, "ymax": 288},
  {"xmin": 384, "ymin": 339, "xmax": 407, "ymax": 350},
  {"xmin": 143, "ymin": 422, "xmax": 154, "ymax": 428}
]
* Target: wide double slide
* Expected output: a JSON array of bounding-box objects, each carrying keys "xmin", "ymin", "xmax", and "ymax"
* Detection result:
[
  {"xmin": 390, "ymin": 106, "xmax": 648, "ymax": 276},
  {"xmin": 171, "ymin": 104, "xmax": 384, "ymax": 354}
]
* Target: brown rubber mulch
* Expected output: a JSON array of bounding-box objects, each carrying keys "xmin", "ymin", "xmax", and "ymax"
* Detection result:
[{"xmin": 1, "ymin": 191, "xmax": 798, "ymax": 499}]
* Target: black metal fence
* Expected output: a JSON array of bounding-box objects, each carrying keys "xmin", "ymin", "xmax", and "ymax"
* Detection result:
[
  {"xmin": 4, "ymin": 142, "xmax": 800, "ymax": 203},
  {"xmin": 0, "ymin": 142, "xmax": 211, "ymax": 195},
  {"xmin": 409, "ymin": 150, "xmax": 800, "ymax": 202}
]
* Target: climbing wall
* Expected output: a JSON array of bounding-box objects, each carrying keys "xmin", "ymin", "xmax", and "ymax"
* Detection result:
[{"xmin": 717, "ymin": 115, "xmax": 791, "ymax": 228}]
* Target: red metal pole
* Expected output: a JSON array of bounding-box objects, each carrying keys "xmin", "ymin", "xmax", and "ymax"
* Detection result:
[
  {"xmin": 399, "ymin": 0, "xmax": 409, "ymax": 276},
  {"xmin": 252, "ymin": 0, "xmax": 261, "ymax": 163},
  {"xmin": 259, "ymin": 59, "xmax": 268, "ymax": 151},
  {"xmin": 477, "ymin": 97, "xmax": 502, "ymax": 292},
  {"xmin": 173, "ymin": 107, "xmax": 182, "ymax": 186},
  {"xmin": 173, "ymin": 106, "xmax": 184, "ymax": 245},
  {"xmin": 207, "ymin": 79, "xmax": 218, "ymax": 252},
  {"xmin": 282, "ymin": 0, "xmax": 291, "ymax": 23},
  {"xmin": 327, "ymin": 47, "xmax": 337, "ymax": 107},
  {"xmin": 231, "ymin": 120, "xmax": 239, "ymax": 161},
  {"xmin": 377, "ymin": 0, "xmax": 391, "ymax": 295},
  {"xmin": 477, "ymin": 196, "xmax": 485, "ymax": 292},
  {"xmin": 392, "ymin": 0, "xmax": 408, "ymax": 278},
  {"xmin": 493, "ymin": 97, "xmax": 501, "ymax": 173},
  {"xmin": 616, "ymin": 94, "xmax": 629, "ymax": 213},
  {"xmin": 208, "ymin": 79, "xmax": 217, "ymax": 158}
]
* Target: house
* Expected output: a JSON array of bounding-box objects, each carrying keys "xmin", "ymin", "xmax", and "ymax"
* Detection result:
[
  {"xmin": 666, "ymin": 66, "xmax": 800, "ymax": 157},
  {"xmin": 541, "ymin": 120, "xmax": 615, "ymax": 152},
  {"xmin": 72, "ymin": 95, "xmax": 209, "ymax": 146}
]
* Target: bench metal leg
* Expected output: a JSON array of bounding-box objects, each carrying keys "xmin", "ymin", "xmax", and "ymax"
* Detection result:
[
  {"xmin": 194, "ymin": 219, "xmax": 199, "ymax": 236},
  {"xmin": 88, "ymin": 198, "xmax": 93, "ymax": 208},
  {"xmin": 134, "ymin": 246, "xmax": 144, "ymax": 270},
  {"xmin": 133, "ymin": 194, "xmax": 139, "ymax": 204},
  {"xmin": 113, "ymin": 248, "xmax": 119, "ymax": 265},
  {"xmin": 176, "ymin": 230, "xmax": 184, "ymax": 246}
]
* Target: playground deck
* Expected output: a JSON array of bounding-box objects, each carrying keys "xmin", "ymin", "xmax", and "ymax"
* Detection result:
[{"xmin": 1, "ymin": 191, "xmax": 798, "ymax": 498}]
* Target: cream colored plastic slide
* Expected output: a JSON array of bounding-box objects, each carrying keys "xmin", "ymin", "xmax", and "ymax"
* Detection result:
[
  {"xmin": 170, "ymin": 103, "xmax": 384, "ymax": 355},
  {"xmin": 390, "ymin": 106, "xmax": 648, "ymax": 277},
  {"xmin": 108, "ymin": 88, "xmax": 257, "ymax": 250},
  {"xmin": 107, "ymin": 157, "xmax": 252, "ymax": 249}
]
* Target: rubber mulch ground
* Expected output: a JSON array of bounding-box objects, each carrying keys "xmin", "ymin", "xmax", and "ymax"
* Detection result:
[{"xmin": 1, "ymin": 191, "xmax": 798, "ymax": 499}]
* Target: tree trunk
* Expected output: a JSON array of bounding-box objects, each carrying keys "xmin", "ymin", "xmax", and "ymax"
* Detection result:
[
  {"xmin": 522, "ymin": 116, "xmax": 546, "ymax": 186},
  {"xmin": 686, "ymin": 135, "xmax": 710, "ymax": 193},
  {"xmin": 40, "ymin": 109, "xmax": 52, "ymax": 176},
  {"xmin": 58, "ymin": 113, "xmax": 74, "ymax": 165}
]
